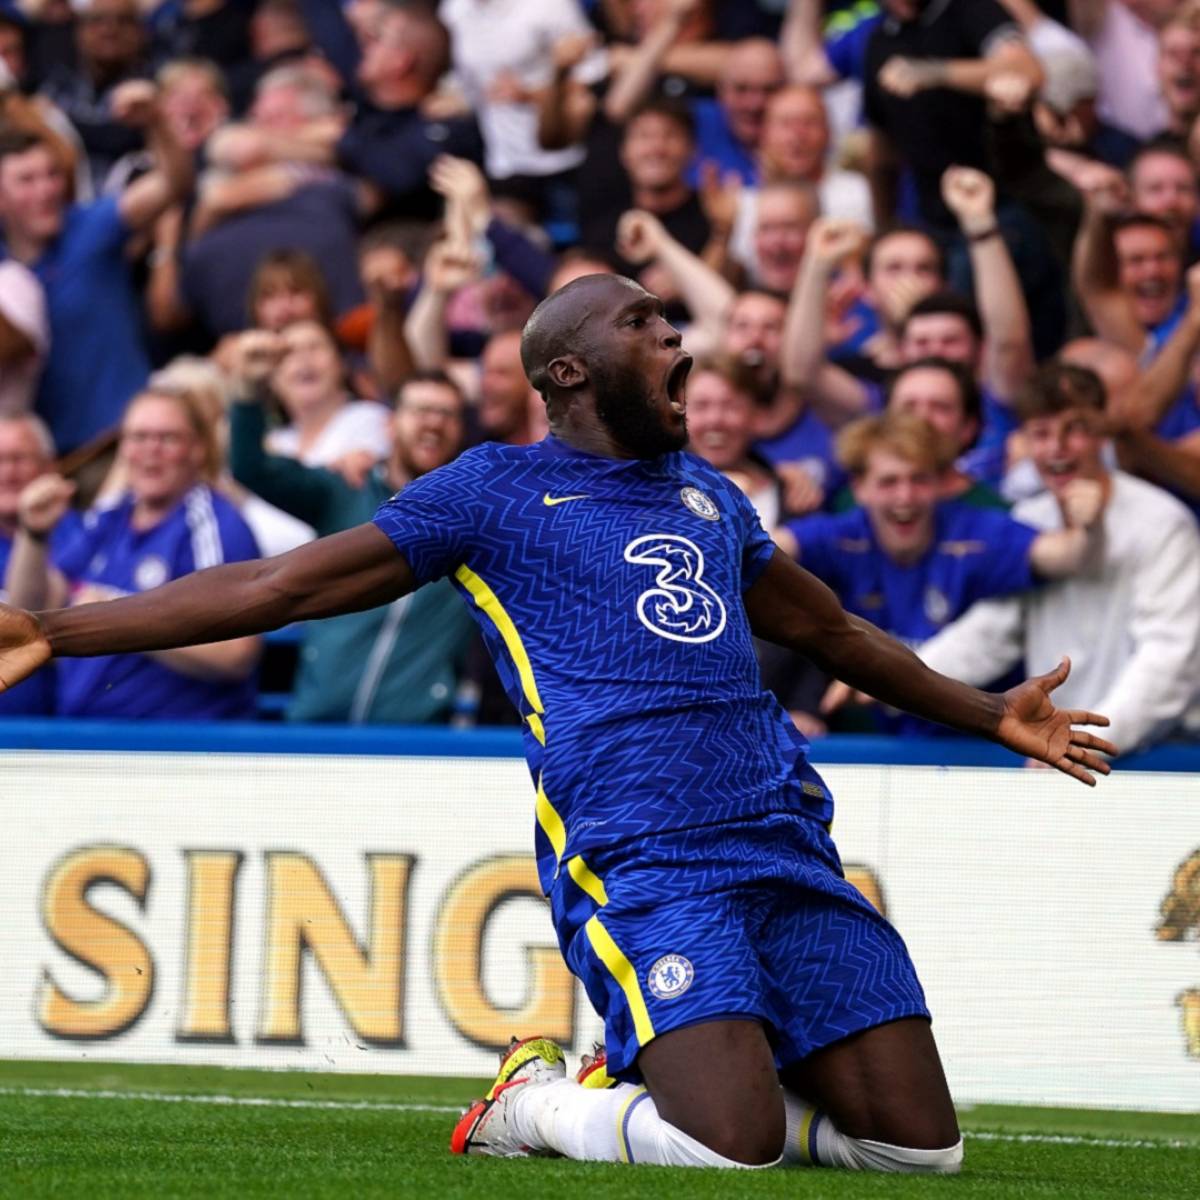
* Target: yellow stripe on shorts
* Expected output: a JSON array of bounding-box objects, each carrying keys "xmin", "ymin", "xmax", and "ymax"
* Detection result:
[{"xmin": 584, "ymin": 914, "xmax": 655, "ymax": 1046}]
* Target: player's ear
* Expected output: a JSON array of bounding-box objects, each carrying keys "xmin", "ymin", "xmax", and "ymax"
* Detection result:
[{"xmin": 547, "ymin": 355, "xmax": 588, "ymax": 390}]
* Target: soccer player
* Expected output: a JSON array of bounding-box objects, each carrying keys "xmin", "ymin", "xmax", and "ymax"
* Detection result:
[{"xmin": 0, "ymin": 275, "xmax": 1114, "ymax": 1174}]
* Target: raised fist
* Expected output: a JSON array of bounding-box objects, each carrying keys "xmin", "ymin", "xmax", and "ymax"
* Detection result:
[
  {"xmin": 18, "ymin": 474, "xmax": 75, "ymax": 537},
  {"xmin": 1061, "ymin": 477, "xmax": 1105, "ymax": 530},
  {"xmin": 616, "ymin": 210, "xmax": 667, "ymax": 265},
  {"xmin": 941, "ymin": 166, "xmax": 996, "ymax": 233},
  {"xmin": 228, "ymin": 330, "xmax": 287, "ymax": 390},
  {"xmin": 984, "ymin": 70, "xmax": 1035, "ymax": 115},
  {"xmin": 878, "ymin": 57, "xmax": 940, "ymax": 99},
  {"xmin": 1075, "ymin": 161, "xmax": 1129, "ymax": 217},
  {"xmin": 805, "ymin": 217, "xmax": 866, "ymax": 270},
  {"xmin": 111, "ymin": 79, "xmax": 160, "ymax": 129}
]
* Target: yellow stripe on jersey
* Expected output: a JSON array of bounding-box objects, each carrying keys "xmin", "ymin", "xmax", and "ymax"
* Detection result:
[
  {"xmin": 585, "ymin": 915, "xmax": 655, "ymax": 1046},
  {"xmin": 454, "ymin": 564, "xmax": 546, "ymax": 744},
  {"xmin": 567, "ymin": 854, "xmax": 609, "ymax": 906},
  {"xmin": 535, "ymin": 774, "xmax": 567, "ymax": 865}
]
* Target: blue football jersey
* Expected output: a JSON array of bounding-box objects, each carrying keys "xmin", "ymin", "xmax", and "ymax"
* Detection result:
[
  {"xmin": 787, "ymin": 501, "xmax": 1039, "ymax": 645},
  {"xmin": 373, "ymin": 437, "xmax": 832, "ymax": 892},
  {"xmin": 54, "ymin": 486, "xmax": 261, "ymax": 719},
  {"xmin": 787, "ymin": 501, "xmax": 1039, "ymax": 736}
]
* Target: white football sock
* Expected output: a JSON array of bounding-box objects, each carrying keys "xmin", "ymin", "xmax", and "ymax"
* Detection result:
[
  {"xmin": 782, "ymin": 1092, "xmax": 963, "ymax": 1173},
  {"xmin": 509, "ymin": 1079, "xmax": 780, "ymax": 1168}
]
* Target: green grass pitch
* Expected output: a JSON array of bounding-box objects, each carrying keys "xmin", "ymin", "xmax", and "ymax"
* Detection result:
[{"xmin": 1, "ymin": 1060, "xmax": 1197, "ymax": 1199}]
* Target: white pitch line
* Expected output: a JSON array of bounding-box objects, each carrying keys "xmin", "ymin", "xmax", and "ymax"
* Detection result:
[
  {"xmin": 0, "ymin": 1086, "xmax": 461, "ymax": 1114},
  {"xmin": 967, "ymin": 1129, "xmax": 1196, "ymax": 1151},
  {"xmin": 0, "ymin": 1088, "xmax": 1195, "ymax": 1151}
]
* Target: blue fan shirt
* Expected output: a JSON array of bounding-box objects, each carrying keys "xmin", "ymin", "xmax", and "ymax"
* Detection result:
[{"xmin": 53, "ymin": 486, "xmax": 261, "ymax": 718}]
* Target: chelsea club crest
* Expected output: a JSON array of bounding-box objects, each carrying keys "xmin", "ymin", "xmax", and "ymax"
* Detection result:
[
  {"xmin": 134, "ymin": 555, "xmax": 170, "ymax": 591},
  {"xmin": 680, "ymin": 487, "xmax": 719, "ymax": 521},
  {"xmin": 647, "ymin": 953, "xmax": 695, "ymax": 1000}
]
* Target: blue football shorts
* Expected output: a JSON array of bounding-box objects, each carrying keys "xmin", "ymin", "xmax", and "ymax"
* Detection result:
[{"xmin": 555, "ymin": 810, "xmax": 929, "ymax": 1082}]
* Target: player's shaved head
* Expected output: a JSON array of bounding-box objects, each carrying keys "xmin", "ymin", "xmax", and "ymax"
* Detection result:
[
  {"xmin": 520, "ymin": 273, "xmax": 691, "ymax": 458},
  {"xmin": 520, "ymin": 273, "xmax": 648, "ymax": 397}
]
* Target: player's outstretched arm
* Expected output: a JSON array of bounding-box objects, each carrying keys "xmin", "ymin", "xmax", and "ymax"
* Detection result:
[
  {"xmin": 744, "ymin": 550, "xmax": 1117, "ymax": 785},
  {"xmin": 0, "ymin": 524, "xmax": 414, "ymax": 694}
]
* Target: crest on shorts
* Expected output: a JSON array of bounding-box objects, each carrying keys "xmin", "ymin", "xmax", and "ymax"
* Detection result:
[
  {"xmin": 679, "ymin": 487, "xmax": 720, "ymax": 521},
  {"xmin": 647, "ymin": 953, "xmax": 694, "ymax": 1000},
  {"xmin": 134, "ymin": 555, "xmax": 170, "ymax": 591}
]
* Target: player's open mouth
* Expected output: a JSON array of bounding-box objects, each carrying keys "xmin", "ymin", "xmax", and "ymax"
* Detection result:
[{"xmin": 666, "ymin": 356, "xmax": 693, "ymax": 414}]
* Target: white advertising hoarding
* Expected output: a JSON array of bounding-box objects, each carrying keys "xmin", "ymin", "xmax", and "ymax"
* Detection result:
[{"xmin": 0, "ymin": 750, "xmax": 1196, "ymax": 1112}]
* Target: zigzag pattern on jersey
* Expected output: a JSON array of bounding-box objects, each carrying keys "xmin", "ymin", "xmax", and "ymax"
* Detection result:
[{"xmin": 374, "ymin": 442, "xmax": 834, "ymax": 892}]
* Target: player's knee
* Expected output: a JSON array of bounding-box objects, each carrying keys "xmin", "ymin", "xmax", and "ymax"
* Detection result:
[
  {"xmin": 937, "ymin": 1139, "xmax": 965, "ymax": 1174},
  {"xmin": 699, "ymin": 1109, "xmax": 785, "ymax": 1166},
  {"xmin": 854, "ymin": 1135, "xmax": 964, "ymax": 1174}
]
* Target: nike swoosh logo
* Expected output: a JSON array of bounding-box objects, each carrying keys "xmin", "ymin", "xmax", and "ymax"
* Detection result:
[{"xmin": 543, "ymin": 493, "xmax": 590, "ymax": 507}]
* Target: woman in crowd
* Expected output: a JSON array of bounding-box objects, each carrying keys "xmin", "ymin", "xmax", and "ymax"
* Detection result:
[{"xmin": 263, "ymin": 319, "xmax": 392, "ymax": 470}]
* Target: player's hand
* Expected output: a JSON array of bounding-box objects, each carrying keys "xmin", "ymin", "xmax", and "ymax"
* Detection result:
[
  {"xmin": 994, "ymin": 657, "xmax": 1116, "ymax": 785},
  {"xmin": 941, "ymin": 166, "xmax": 996, "ymax": 235},
  {"xmin": 228, "ymin": 330, "xmax": 287, "ymax": 392},
  {"xmin": 878, "ymin": 57, "xmax": 941, "ymax": 98},
  {"xmin": 806, "ymin": 217, "xmax": 865, "ymax": 272},
  {"xmin": 616, "ymin": 210, "xmax": 666, "ymax": 264},
  {"xmin": 1060, "ymin": 478, "xmax": 1105, "ymax": 529},
  {"xmin": 18, "ymin": 474, "xmax": 74, "ymax": 537},
  {"xmin": 0, "ymin": 603, "xmax": 51, "ymax": 694},
  {"xmin": 111, "ymin": 79, "xmax": 160, "ymax": 129}
]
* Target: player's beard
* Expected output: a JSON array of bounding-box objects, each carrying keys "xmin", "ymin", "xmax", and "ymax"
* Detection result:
[{"xmin": 593, "ymin": 359, "xmax": 688, "ymax": 459}]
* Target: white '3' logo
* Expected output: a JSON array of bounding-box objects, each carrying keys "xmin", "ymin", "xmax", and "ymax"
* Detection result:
[{"xmin": 624, "ymin": 534, "xmax": 727, "ymax": 643}]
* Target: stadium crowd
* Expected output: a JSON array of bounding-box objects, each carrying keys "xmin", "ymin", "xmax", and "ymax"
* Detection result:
[{"xmin": 0, "ymin": 0, "xmax": 1198, "ymax": 756}]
